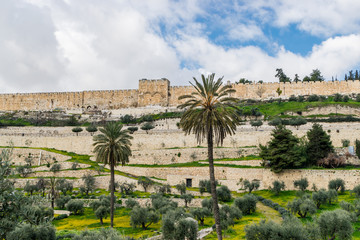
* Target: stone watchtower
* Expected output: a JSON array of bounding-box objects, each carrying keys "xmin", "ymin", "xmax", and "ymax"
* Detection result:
[{"xmin": 138, "ymin": 78, "xmax": 170, "ymax": 107}]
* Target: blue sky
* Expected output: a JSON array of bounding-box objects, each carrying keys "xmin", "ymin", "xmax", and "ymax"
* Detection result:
[{"xmin": 1, "ymin": 0, "xmax": 360, "ymax": 93}]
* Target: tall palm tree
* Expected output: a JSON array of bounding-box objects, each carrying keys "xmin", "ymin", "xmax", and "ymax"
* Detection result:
[
  {"xmin": 93, "ymin": 122, "xmax": 133, "ymax": 227},
  {"xmin": 178, "ymin": 74, "xmax": 239, "ymax": 240}
]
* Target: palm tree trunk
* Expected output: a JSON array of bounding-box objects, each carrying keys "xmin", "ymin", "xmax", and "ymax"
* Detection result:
[
  {"xmin": 208, "ymin": 125, "xmax": 222, "ymax": 240},
  {"xmin": 110, "ymin": 161, "xmax": 115, "ymax": 228}
]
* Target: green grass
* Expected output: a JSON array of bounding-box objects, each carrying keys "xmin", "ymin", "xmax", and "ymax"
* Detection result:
[
  {"xmin": 253, "ymin": 100, "xmax": 360, "ymax": 118},
  {"xmin": 127, "ymin": 161, "xmax": 263, "ymax": 169},
  {"xmin": 54, "ymin": 207, "xmax": 160, "ymax": 239}
]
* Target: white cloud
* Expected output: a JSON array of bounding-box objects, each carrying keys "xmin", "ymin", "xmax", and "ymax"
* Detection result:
[
  {"xmin": 0, "ymin": 0, "xmax": 360, "ymax": 93},
  {"xmin": 245, "ymin": 0, "xmax": 360, "ymax": 37},
  {"xmin": 174, "ymin": 34, "xmax": 360, "ymax": 82}
]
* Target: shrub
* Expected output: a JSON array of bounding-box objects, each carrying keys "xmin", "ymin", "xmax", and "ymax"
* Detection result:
[
  {"xmin": 343, "ymin": 95, "xmax": 350, "ymax": 102},
  {"xmin": 352, "ymin": 185, "xmax": 360, "ymax": 198},
  {"xmin": 24, "ymin": 181, "xmax": 38, "ymax": 196},
  {"xmin": 199, "ymin": 179, "xmax": 218, "ymax": 195},
  {"xmin": 53, "ymin": 214, "xmax": 68, "ymax": 221},
  {"xmin": 56, "ymin": 178, "xmax": 73, "ymax": 195},
  {"xmin": 234, "ymin": 194, "xmax": 257, "ymax": 215},
  {"xmin": 125, "ymin": 198, "xmax": 139, "ymax": 208},
  {"xmin": 334, "ymin": 93, "xmax": 343, "ymax": 102},
  {"xmin": 55, "ymin": 196, "xmax": 71, "ymax": 209},
  {"xmin": 217, "ymin": 185, "xmax": 232, "ymax": 202},
  {"xmin": 342, "ymin": 139, "xmax": 350, "ymax": 147},
  {"xmin": 271, "ymin": 180, "xmax": 285, "ymax": 196},
  {"xmin": 293, "ymin": 178, "xmax": 308, "ymax": 192},
  {"xmin": 327, "ymin": 189, "xmax": 338, "ymax": 204},
  {"xmin": 328, "ymin": 178, "xmax": 345, "ymax": 193},
  {"xmin": 66, "ymin": 200, "xmax": 84, "ymax": 215},
  {"xmin": 155, "ymin": 184, "xmax": 172, "ymax": 195},
  {"xmin": 318, "ymin": 153, "xmax": 345, "ymax": 168},
  {"xmin": 308, "ymin": 94, "xmax": 319, "ymax": 102},
  {"xmin": 289, "ymin": 117, "xmax": 307, "ymax": 130},
  {"xmin": 201, "ymin": 198, "xmax": 213, "ymax": 213},
  {"xmin": 268, "ymin": 118, "xmax": 282, "ymax": 126},
  {"xmin": 49, "ymin": 163, "xmax": 61, "ymax": 173},
  {"xmin": 289, "ymin": 95, "xmax": 297, "ymax": 102},
  {"xmin": 297, "ymin": 95, "xmax": 305, "ymax": 102},
  {"xmin": 80, "ymin": 174, "xmax": 96, "ymax": 196},
  {"xmin": 219, "ymin": 205, "xmax": 242, "ymax": 230},
  {"xmin": 16, "ymin": 165, "xmax": 32, "ymax": 177}
]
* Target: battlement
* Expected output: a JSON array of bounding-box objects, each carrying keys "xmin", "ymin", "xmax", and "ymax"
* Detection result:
[{"xmin": 0, "ymin": 79, "xmax": 360, "ymax": 111}]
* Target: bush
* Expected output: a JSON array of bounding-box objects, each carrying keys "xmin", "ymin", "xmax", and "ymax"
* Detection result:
[
  {"xmin": 217, "ymin": 185, "xmax": 232, "ymax": 202},
  {"xmin": 334, "ymin": 93, "xmax": 343, "ymax": 102},
  {"xmin": 55, "ymin": 196, "xmax": 71, "ymax": 210},
  {"xmin": 297, "ymin": 95, "xmax": 305, "ymax": 102},
  {"xmin": 219, "ymin": 205, "xmax": 242, "ymax": 230},
  {"xmin": 49, "ymin": 163, "xmax": 61, "ymax": 173},
  {"xmin": 199, "ymin": 179, "xmax": 218, "ymax": 195},
  {"xmin": 7, "ymin": 223, "xmax": 56, "ymax": 240},
  {"xmin": 56, "ymin": 178, "xmax": 73, "ymax": 195},
  {"xmin": 343, "ymin": 95, "xmax": 350, "ymax": 102},
  {"xmin": 271, "ymin": 180, "xmax": 285, "ymax": 196},
  {"xmin": 288, "ymin": 95, "xmax": 297, "ymax": 102},
  {"xmin": 201, "ymin": 198, "xmax": 213, "ymax": 212},
  {"xmin": 293, "ymin": 178, "xmax": 308, "ymax": 192},
  {"xmin": 352, "ymin": 185, "xmax": 360, "ymax": 198},
  {"xmin": 318, "ymin": 153, "xmax": 345, "ymax": 168},
  {"xmin": 308, "ymin": 94, "xmax": 319, "ymax": 102},
  {"xmin": 328, "ymin": 178, "xmax": 345, "ymax": 193},
  {"xmin": 342, "ymin": 139, "xmax": 350, "ymax": 147},
  {"xmin": 53, "ymin": 214, "xmax": 68, "ymax": 221},
  {"xmin": 268, "ymin": 118, "xmax": 282, "ymax": 126},
  {"xmin": 234, "ymin": 194, "xmax": 257, "ymax": 215},
  {"xmin": 66, "ymin": 200, "xmax": 84, "ymax": 215},
  {"xmin": 125, "ymin": 198, "xmax": 139, "ymax": 209}
]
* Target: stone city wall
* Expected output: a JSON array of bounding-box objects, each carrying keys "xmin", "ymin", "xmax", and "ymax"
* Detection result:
[{"xmin": 1, "ymin": 79, "xmax": 360, "ymax": 111}]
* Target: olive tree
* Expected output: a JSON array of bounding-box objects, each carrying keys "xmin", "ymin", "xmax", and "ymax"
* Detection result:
[
  {"xmin": 287, "ymin": 197, "xmax": 317, "ymax": 218},
  {"xmin": 329, "ymin": 178, "xmax": 345, "ymax": 194},
  {"xmin": 130, "ymin": 207, "xmax": 159, "ymax": 230},
  {"xmin": 271, "ymin": 180, "xmax": 285, "ymax": 196}
]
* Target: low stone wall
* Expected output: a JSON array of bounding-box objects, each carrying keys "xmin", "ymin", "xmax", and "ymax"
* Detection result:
[{"xmin": 117, "ymin": 165, "xmax": 360, "ymax": 192}]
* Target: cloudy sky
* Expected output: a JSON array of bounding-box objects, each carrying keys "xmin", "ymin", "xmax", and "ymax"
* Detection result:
[{"xmin": 1, "ymin": 0, "xmax": 360, "ymax": 93}]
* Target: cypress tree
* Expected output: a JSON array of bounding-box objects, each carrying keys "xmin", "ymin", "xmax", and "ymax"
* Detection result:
[
  {"xmin": 260, "ymin": 125, "xmax": 306, "ymax": 173},
  {"xmin": 306, "ymin": 123, "xmax": 334, "ymax": 166}
]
